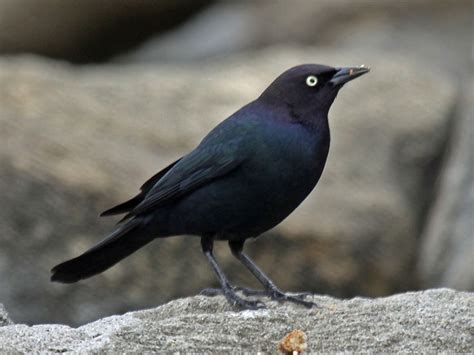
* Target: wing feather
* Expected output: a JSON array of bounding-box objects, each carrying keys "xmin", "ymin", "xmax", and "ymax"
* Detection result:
[
  {"xmin": 131, "ymin": 143, "xmax": 242, "ymax": 215},
  {"xmin": 100, "ymin": 158, "xmax": 181, "ymax": 217}
]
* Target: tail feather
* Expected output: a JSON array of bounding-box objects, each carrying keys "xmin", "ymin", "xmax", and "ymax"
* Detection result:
[{"xmin": 51, "ymin": 219, "xmax": 152, "ymax": 283}]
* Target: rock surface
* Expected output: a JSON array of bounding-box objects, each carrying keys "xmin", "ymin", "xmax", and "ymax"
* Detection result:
[
  {"xmin": 418, "ymin": 79, "xmax": 474, "ymax": 291},
  {"xmin": 0, "ymin": 289, "xmax": 472, "ymax": 353},
  {"xmin": 0, "ymin": 304, "xmax": 13, "ymax": 327},
  {"xmin": 125, "ymin": 0, "xmax": 472, "ymax": 79},
  {"xmin": 0, "ymin": 48, "xmax": 456, "ymax": 325},
  {"xmin": 0, "ymin": 0, "xmax": 211, "ymax": 62}
]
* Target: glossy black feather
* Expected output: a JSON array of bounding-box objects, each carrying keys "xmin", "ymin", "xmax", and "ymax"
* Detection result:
[
  {"xmin": 100, "ymin": 158, "xmax": 181, "ymax": 217},
  {"xmin": 51, "ymin": 218, "xmax": 149, "ymax": 283},
  {"xmin": 131, "ymin": 138, "xmax": 244, "ymax": 215}
]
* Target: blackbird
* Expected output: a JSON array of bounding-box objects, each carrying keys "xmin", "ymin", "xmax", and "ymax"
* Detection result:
[{"xmin": 51, "ymin": 64, "xmax": 369, "ymax": 309}]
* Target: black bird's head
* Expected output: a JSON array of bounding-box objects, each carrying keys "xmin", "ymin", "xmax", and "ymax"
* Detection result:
[{"xmin": 259, "ymin": 64, "xmax": 370, "ymax": 123}]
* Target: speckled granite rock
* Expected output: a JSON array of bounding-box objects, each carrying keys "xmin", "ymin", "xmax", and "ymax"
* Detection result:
[
  {"xmin": 418, "ymin": 79, "xmax": 474, "ymax": 291},
  {"xmin": 0, "ymin": 289, "xmax": 472, "ymax": 352},
  {"xmin": 0, "ymin": 304, "xmax": 13, "ymax": 327},
  {"xmin": 0, "ymin": 0, "xmax": 211, "ymax": 62}
]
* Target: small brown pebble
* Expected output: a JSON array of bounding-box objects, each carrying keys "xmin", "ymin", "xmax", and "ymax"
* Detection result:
[{"xmin": 278, "ymin": 329, "xmax": 307, "ymax": 354}]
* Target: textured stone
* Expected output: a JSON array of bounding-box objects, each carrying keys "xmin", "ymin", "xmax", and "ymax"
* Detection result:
[
  {"xmin": 0, "ymin": 304, "xmax": 13, "ymax": 327},
  {"xmin": 0, "ymin": 0, "xmax": 211, "ymax": 62},
  {"xmin": 0, "ymin": 48, "xmax": 455, "ymax": 325},
  {"xmin": 125, "ymin": 0, "xmax": 472, "ymax": 79},
  {"xmin": 418, "ymin": 80, "xmax": 474, "ymax": 291},
  {"xmin": 0, "ymin": 289, "xmax": 472, "ymax": 353}
]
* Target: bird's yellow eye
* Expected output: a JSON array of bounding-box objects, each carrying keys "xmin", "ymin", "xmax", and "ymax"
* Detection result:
[{"xmin": 306, "ymin": 75, "xmax": 318, "ymax": 87}]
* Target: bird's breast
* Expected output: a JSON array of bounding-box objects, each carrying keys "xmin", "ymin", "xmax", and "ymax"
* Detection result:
[
  {"xmin": 161, "ymin": 117, "xmax": 330, "ymax": 239},
  {"xmin": 235, "ymin": 121, "xmax": 330, "ymax": 225}
]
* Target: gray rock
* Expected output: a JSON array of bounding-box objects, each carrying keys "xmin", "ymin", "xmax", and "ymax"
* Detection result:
[
  {"xmin": 0, "ymin": 289, "xmax": 472, "ymax": 352},
  {"xmin": 0, "ymin": 0, "xmax": 211, "ymax": 62},
  {"xmin": 0, "ymin": 304, "xmax": 13, "ymax": 327},
  {"xmin": 0, "ymin": 48, "xmax": 456, "ymax": 325},
  {"xmin": 418, "ymin": 79, "xmax": 474, "ymax": 291},
  {"xmin": 124, "ymin": 0, "xmax": 472, "ymax": 79}
]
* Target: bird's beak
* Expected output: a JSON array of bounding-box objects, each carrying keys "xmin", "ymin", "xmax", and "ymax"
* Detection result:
[{"xmin": 330, "ymin": 65, "xmax": 370, "ymax": 86}]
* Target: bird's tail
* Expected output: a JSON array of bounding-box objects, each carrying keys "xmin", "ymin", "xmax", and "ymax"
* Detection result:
[{"xmin": 51, "ymin": 218, "xmax": 153, "ymax": 283}]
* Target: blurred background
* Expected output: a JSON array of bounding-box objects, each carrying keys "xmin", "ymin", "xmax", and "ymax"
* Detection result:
[{"xmin": 0, "ymin": 0, "xmax": 472, "ymax": 326}]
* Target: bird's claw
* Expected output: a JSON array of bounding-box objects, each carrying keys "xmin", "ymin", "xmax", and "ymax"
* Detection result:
[
  {"xmin": 231, "ymin": 297, "xmax": 266, "ymax": 310},
  {"xmin": 201, "ymin": 286, "xmax": 269, "ymax": 297},
  {"xmin": 289, "ymin": 291, "xmax": 314, "ymax": 300},
  {"xmin": 233, "ymin": 286, "xmax": 269, "ymax": 296},
  {"xmin": 235, "ymin": 287, "xmax": 314, "ymax": 303},
  {"xmin": 199, "ymin": 287, "xmax": 224, "ymax": 297},
  {"xmin": 269, "ymin": 290, "xmax": 317, "ymax": 308},
  {"xmin": 222, "ymin": 287, "xmax": 267, "ymax": 310},
  {"xmin": 200, "ymin": 287, "xmax": 266, "ymax": 310},
  {"xmin": 200, "ymin": 286, "xmax": 315, "ymax": 308}
]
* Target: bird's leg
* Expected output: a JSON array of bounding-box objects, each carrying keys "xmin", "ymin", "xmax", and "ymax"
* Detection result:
[
  {"xmin": 229, "ymin": 240, "xmax": 316, "ymax": 308},
  {"xmin": 200, "ymin": 236, "xmax": 265, "ymax": 310}
]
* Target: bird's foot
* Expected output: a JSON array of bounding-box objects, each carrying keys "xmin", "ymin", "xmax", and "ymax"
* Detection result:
[
  {"xmin": 200, "ymin": 287, "xmax": 314, "ymax": 308},
  {"xmin": 235, "ymin": 287, "xmax": 312, "ymax": 300},
  {"xmin": 233, "ymin": 286, "xmax": 272, "ymax": 296},
  {"xmin": 285, "ymin": 291, "xmax": 314, "ymax": 300},
  {"xmin": 199, "ymin": 287, "xmax": 224, "ymax": 297},
  {"xmin": 227, "ymin": 294, "xmax": 266, "ymax": 310},
  {"xmin": 200, "ymin": 286, "xmax": 268, "ymax": 297},
  {"xmin": 268, "ymin": 289, "xmax": 317, "ymax": 308},
  {"xmin": 199, "ymin": 287, "xmax": 266, "ymax": 310}
]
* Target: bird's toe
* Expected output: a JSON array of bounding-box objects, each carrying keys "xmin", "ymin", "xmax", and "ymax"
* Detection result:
[
  {"xmin": 270, "ymin": 290, "xmax": 318, "ymax": 308},
  {"xmin": 291, "ymin": 291, "xmax": 314, "ymax": 300},
  {"xmin": 199, "ymin": 288, "xmax": 223, "ymax": 297},
  {"xmin": 284, "ymin": 295, "xmax": 317, "ymax": 308},
  {"xmin": 237, "ymin": 298, "xmax": 266, "ymax": 310},
  {"xmin": 234, "ymin": 286, "xmax": 268, "ymax": 296}
]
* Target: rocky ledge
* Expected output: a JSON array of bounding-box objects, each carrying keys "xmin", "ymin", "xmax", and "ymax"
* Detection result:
[{"xmin": 0, "ymin": 288, "xmax": 472, "ymax": 353}]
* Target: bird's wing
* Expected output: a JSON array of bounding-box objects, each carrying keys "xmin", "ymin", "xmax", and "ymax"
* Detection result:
[
  {"xmin": 100, "ymin": 158, "xmax": 182, "ymax": 217},
  {"xmin": 131, "ymin": 137, "xmax": 244, "ymax": 215}
]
